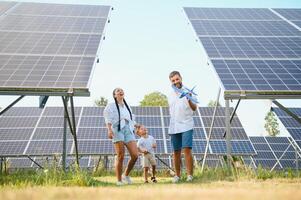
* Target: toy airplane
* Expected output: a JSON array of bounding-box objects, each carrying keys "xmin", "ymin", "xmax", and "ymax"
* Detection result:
[{"xmin": 172, "ymin": 85, "xmax": 199, "ymax": 104}]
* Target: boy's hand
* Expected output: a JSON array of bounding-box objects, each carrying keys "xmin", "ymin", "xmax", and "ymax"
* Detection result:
[{"xmin": 152, "ymin": 143, "xmax": 157, "ymax": 148}]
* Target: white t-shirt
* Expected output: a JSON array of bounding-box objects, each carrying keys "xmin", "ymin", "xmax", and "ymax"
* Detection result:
[
  {"xmin": 168, "ymin": 89, "xmax": 195, "ymax": 134},
  {"xmin": 137, "ymin": 135, "xmax": 156, "ymax": 155}
]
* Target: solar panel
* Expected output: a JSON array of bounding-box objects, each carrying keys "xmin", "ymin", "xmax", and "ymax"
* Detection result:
[
  {"xmin": 198, "ymin": 107, "xmax": 255, "ymax": 155},
  {"xmin": 0, "ymin": 106, "xmax": 254, "ymax": 157},
  {"xmin": 291, "ymin": 21, "xmax": 301, "ymax": 29},
  {"xmin": 273, "ymin": 107, "xmax": 301, "ymax": 150},
  {"xmin": 10, "ymin": 3, "xmax": 111, "ymax": 17},
  {"xmin": 249, "ymin": 136, "xmax": 299, "ymax": 170},
  {"xmin": 184, "ymin": 8, "xmax": 281, "ymax": 20},
  {"xmin": 0, "ymin": 1, "xmax": 16, "ymax": 15},
  {"xmin": 211, "ymin": 59, "xmax": 301, "ymax": 91},
  {"xmin": 184, "ymin": 7, "xmax": 301, "ymax": 98},
  {"xmin": 273, "ymin": 9, "xmax": 301, "ymax": 20},
  {"xmin": 190, "ymin": 20, "xmax": 300, "ymax": 36},
  {"xmin": 0, "ymin": 2, "xmax": 111, "ymax": 96},
  {"xmin": 131, "ymin": 106, "xmax": 161, "ymax": 116},
  {"xmin": 0, "ymin": 15, "xmax": 107, "ymax": 33},
  {"xmin": 200, "ymin": 37, "xmax": 301, "ymax": 59}
]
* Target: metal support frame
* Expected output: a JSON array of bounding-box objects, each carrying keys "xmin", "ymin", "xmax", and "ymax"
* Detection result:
[
  {"xmin": 62, "ymin": 97, "xmax": 68, "ymax": 171},
  {"xmin": 270, "ymin": 143, "xmax": 292, "ymax": 172},
  {"xmin": 27, "ymin": 156, "xmax": 44, "ymax": 169},
  {"xmin": 61, "ymin": 96, "xmax": 80, "ymax": 168},
  {"xmin": 0, "ymin": 95, "xmax": 24, "ymax": 116},
  {"xmin": 223, "ymin": 99, "xmax": 241, "ymax": 138},
  {"xmin": 201, "ymin": 88, "xmax": 221, "ymax": 173},
  {"xmin": 225, "ymin": 99, "xmax": 232, "ymax": 166}
]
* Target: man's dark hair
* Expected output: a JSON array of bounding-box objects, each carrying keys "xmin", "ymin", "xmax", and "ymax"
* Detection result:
[{"xmin": 169, "ymin": 71, "xmax": 182, "ymax": 79}]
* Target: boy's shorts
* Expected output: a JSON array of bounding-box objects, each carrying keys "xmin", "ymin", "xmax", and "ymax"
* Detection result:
[
  {"xmin": 112, "ymin": 124, "xmax": 135, "ymax": 143},
  {"xmin": 142, "ymin": 153, "xmax": 156, "ymax": 168}
]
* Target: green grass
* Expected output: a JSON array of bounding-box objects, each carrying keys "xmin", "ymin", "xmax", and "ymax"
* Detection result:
[{"xmin": 0, "ymin": 164, "xmax": 300, "ymax": 188}]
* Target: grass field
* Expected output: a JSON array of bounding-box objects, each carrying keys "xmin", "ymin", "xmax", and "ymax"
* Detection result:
[
  {"xmin": 1, "ymin": 167, "xmax": 301, "ymax": 200},
  {"xmin": 1, "ymin": 176, "xmax": 301, "ymax": 200}
]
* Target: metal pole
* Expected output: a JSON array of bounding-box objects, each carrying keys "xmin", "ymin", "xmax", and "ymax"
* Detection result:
[
  {"xmin": 62, "ymin": 96, "xmax": 69, "ymax": 172},
  {"xmin": 225, "ymin": 99, "xmax": 231, "ymax": 166},
  {"xmin": 223, "ymin": 99, "xmax": 241, "ymax": 138},
  {"xmin": 202, "ymin": 88, "xmax": 221, "ymax": 172},
  {"xmin": 70, "ymin": 96, "xmax": 79, "ymax": 167},
  {"xmin": 296, "ymin": 145, "xmax": 299, "ymax": 172},
  {"xmin": 0, "ymin": 95, "xmax": 24, "ymax": 116}
]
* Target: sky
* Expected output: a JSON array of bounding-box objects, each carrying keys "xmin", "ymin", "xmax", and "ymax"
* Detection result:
[{"xmin": 1, "ymin": 0, "xmax": 301, "ymax": 136}]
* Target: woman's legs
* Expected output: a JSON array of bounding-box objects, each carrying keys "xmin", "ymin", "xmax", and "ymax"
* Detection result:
[
  {"xmin": 124, "ymin": 141, "xmax": 138, "ymax": 176},
  {"xmin": 114, "ymin": 141, "xmax": 125, "ymax": 181}
]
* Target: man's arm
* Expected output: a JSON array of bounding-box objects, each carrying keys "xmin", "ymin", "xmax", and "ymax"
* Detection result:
[{"xmin": 188, "ymin": 99, "xmax": 197, "ymax": 111}]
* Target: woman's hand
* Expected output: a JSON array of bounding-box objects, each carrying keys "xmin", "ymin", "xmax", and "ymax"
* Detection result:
[{"xmin": 108, "ymin": 129, "xmax": 114, "ymax": 139}]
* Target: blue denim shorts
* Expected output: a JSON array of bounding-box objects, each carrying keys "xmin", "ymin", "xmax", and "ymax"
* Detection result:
[
  {"xmin": 170, "ymin": 129, "xmax": 193, "ymax": 151},
  {"xmin": 112, "ymin": 124, "xmax": 136, "ymax": 143}
]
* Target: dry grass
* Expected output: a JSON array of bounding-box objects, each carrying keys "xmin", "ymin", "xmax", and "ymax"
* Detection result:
[{"xmin": 1, "ymin": 177, "xmax": 301, "ymax": 200}]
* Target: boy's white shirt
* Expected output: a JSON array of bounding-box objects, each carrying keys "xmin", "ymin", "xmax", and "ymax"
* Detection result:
[{"xmin": 137, "ymin": 135, "xmax": 156, "ymax": 155}]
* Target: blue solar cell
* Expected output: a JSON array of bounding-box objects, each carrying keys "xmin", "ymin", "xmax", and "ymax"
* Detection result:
[
  {"xmin": 273, "ymin": 9, "xmax": 301, "ymax": 20},
  {"xmin": 184, "ymin": 7, "xmax": 281, "ymax": 20},
  {"xmin": 211, "ymin": 59, "xmax": 301, "ymax": 91},
  {"xmin": 191, "ymin": 20, "xmax": 300, "ymax": 36},
  {"xmin": 192, "ymin": 140, "xmax": 206, "ymax": 153},
  {"xmin": 78, "ymin": 140, "xmax": 113, "ymax": 154},
  {"xmin": 274, "ymin": 151, "xmax": 296, "ymax": 160},
  {"xmin": 154, "ymin": 140, "xmax": 165, "ymax": 154},
  {"xmin": 253, "ymin": 143, "xmax": 271, "ymax": 151},
  {"xmin": 201, "ymin": 37, "xmax": 301, "ymax": 59},
  {"xmin": 210, "ymin": 140, "xmax": 255, "ymax": 155},
  {"xmin": 254, "ymin": 160, "xmax": 280, "ymax": 169},
  {"xmin": 135, "ymin": 116, "xmax": 162, "ymax": 127},
  {"xmin": 265, "ymin": 137, "xmax": 290, "ymax": 144},
  {"xmin": 287, "ymin": 129, "xmax": 301, "ymax": 140},
  {"xmin": 292, "ymin": 21, "xmax": 301, "ymax": 28},
  {"xmin": 280, "ymin": 160, "xmax": 300, "ymax": 169}
]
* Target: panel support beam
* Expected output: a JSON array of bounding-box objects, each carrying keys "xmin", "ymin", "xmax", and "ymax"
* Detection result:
[{"xmin": 0, "ymin": 95, "xmax": 24, "ymax": 116}]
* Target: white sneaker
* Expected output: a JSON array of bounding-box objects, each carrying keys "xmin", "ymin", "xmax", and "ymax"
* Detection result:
[
  {"xmin": 172, "ymin": 176, "xmax": 180, "ymax": 183},
  {"xmin": 122, "ymin": 175, "xmax": 132, "ymax": 184},
  {"xmin": 186, "ymin": 175, "xmax": 193, "ymax": 182},
  {"xmin": 116, "ymin": 181, "xmax": 124, "ymax": 186}
]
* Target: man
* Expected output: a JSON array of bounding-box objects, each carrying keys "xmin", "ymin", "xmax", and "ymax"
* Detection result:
[{"xmin": 168, "ymin": 71, "xmax": 197, "ymax": 183}]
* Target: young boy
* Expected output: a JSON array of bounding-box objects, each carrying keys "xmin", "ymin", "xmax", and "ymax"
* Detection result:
[{"xmin": 136, "ymin": 125, "xmax": 157, "ymax": 183}]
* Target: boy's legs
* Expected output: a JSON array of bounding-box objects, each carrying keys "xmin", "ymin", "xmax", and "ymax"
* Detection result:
[
  {"xmin": 152, "ymin": 165, "xmax": 156, "ymax": 178},
  {"xmin": 144, "ymin": 167, "xmax": 149, "ymax": 182}
]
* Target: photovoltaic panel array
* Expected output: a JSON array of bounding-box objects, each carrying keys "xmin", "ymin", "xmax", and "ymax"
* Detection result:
[
  {"xmin": 273, "ymin": 107, "xmax": 301, "ymax": 151},
  {"xmin": 184, "ymin": 7, "xmax": 301, "ymax": 97},
  {"xmin": 0, "ymin": 2, "xmax": 111, "ymax": 96},
  {"xmin": 198, "ymin": 107, "xmax": 256, "ymax": 155},
  {"xmin": 245, "ymin": 136, "xmax": 300, "ymax": 170},
  {"xmin": 0, "ymin": 106, "xmax": 255, "ymax": 156}
]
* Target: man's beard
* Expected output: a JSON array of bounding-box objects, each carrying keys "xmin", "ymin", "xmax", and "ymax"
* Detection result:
[{"xmin": 174, "ymin": 82, "xmax": 182, "ymax": 89}]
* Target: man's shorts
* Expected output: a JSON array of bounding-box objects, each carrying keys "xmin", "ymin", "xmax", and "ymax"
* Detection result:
[
  {"xmin": 142, "ymin": 153, "xmax": 156, "ymax": 168},
  {"xmin": 170, "ymin": 129, "xmax": 193, "ymax": 151},
  {"xmin": 112, "ymin": 124, "xmax": 136, "ymax": 143}
]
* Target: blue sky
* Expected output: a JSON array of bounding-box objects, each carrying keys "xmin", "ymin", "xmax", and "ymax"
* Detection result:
[{"xmin": 1, "ymin": 0, "xmax": 301, "ymax": 136}]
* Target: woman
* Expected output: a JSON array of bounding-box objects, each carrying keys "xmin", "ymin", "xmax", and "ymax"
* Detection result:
[{"xmin": 103, "ymin": 88, "xmax": 139, "ymax": 185}]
